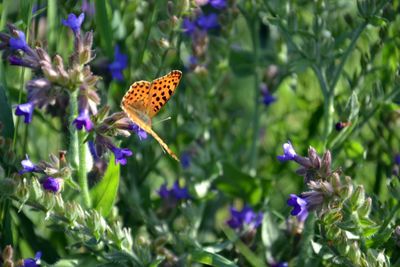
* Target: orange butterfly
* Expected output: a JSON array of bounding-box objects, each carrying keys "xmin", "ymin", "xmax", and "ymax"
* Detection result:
[{"xmin": 121, "ymin": 70, "xmax": 182, "ymax": 162}]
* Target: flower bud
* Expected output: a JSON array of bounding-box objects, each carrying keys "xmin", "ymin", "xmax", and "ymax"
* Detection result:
[
  {"xmin": 349, "ymin": 185, "xmax": 365, "ymax": 211},
  {"xmin": 36, "ymin": 47, "xmax": 51, "ymax": 62},
  {"xmin": 167, "ymin": 1, "xmax": 174, "ymax": 17},
  {"xmin": 348, "ymin": 242, "xmax": 361, "ymax": 265},
  {"xmin": 321, "ymin": 150, "xmax": 332, "ymax": 176},
  {"xmin": 83, "ymin": 31, "xmax": 93, "ymax": 49},
  {"xmin": 2, "ymin": 245, "xmax": 13, "ymax": 261},
  {"xmin": 308, "ymin": 147, "xmax": 321, "ymax": 169},
  {"xmin": 357, "ymin": 197, "xmax": 371, "ymax": 218},
  {"xmin": 79, "ymin": 48, "xmax": 91, "ymax": 65},
  {"xmin": 42, "ymin": 66, "xmax": 59, "ymax": 82}
]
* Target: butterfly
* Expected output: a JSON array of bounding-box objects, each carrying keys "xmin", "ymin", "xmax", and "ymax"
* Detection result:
[{"xmin": 121, "ymin": 70, "xmax": 182, "ymax": 162}]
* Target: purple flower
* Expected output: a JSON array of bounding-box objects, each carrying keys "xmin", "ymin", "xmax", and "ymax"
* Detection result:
[
  {"xmin": 157, "ymin": 181, "xmax": 191, "ymax": 201},
  {"xmin": 23, "ymin": 251, "xmax": 41, "ymax": 267},
  {"xmin": 394, "ymin": 154, "xmax": 400, "ymax": 165},
  {"xmin": 260, "ymin": 83, "xmax": 276, "ymax": 106},
  {"xmin": 9, "ymin": 30, "xmax": 29, "ymax": 52},
  {"xmin": 226, "ymin": 205, "xmax": 263, "ymax": 230},
  {"xmin": 73, "ymin": 110, "xmax": 93, "ymax": 131},
  {"xmin": 277, "ymin": 141, "xmax": 297, "ymax": 162},
  {"xmin": 271, "ymin": 263, "xmax": 289, "ymax": 267},
  {"xmin": 19, "ymin": 155, "xmax": 39, "ymax": 174},
  {"xmin": 130, "ymin": 123, "xmax": 148, "ymax": 140},
  {"xmin": 197, "ymin": 13, "xmax": 219, "ymax": 30},
  {"xmin": 180, "ymin": 152, "xmax": 191, "ymax": 169},
  {"xmin": 110, "ymin": 146, "xmax": 133, "ymax": 165},
  {"xmin": 158, "ymin": 184, "xmax": 170, "ymax": 199},
  {"xmin": 62, "ymin": 13, "xmax": 85, "ymax": 35},
  {"xmin": 182, "ymin": 18, "xmax": 197, "ymax": 36},
  {"xmin": 109, "ymin": 45, "xmax": 128, "ymax": 81},
  {"xmin": 263, "ymin": 92, "xmax": 277, "ymax": 106},
  {"xmin": 209, "ymin": 0, "xmax": 227, "ymax": 9},
  {"xmin": 42, "ymin": 177, "xmax": 61, "ymax": 193},
  {"xmin": 172, "ymin": 181, "xmax": 191, "ymax": 200},
  {"xmin": 82, "ymin": 0, "xmax": 95, "ymax": 16},
  {"xmin": 287, "ymin": 194, "xmax": 308, "ymax": 222},
  {"xmin": 15, "ymin": 102, "xmax": 34, "ymax": 124},
  {"xmin": 88, "ymin": 140, "xmax": 99, "ymax": 161}
]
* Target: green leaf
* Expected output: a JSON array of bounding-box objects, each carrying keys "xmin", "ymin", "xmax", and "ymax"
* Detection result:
[
  {"xmin": 215, "ymin": 163, "xmax": 262, "ymax": 205},
  {"xmin": 90, "ymin": 155, "xmax": 120, "ymax": 217},
  {"xmin": 0, "ymin": 85, "xmax": 14, "ymax": 139},
  {"xmin": 228, "ymin": 48, "xmax": 254, "ymax": 77},
  {"xmin": 261, "ymin": 211, "xmax": 279, "ymax": 259},
  {"xmin": 94, "ymin": 0, "xmax": 113, "ymax": 57},
  {"xmin": 191, "ymin": 249, "xmax": 238, "ymax": 267}
]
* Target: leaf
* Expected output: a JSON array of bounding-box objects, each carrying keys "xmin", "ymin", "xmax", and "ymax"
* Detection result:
[
  {"xmin": 228, "ymin": 48, "xmax": 254, "ymax": 77},
  {"xmin": 215, "ymin": 162, "xmax": 262, "ymax": 205},
  {"xmin": 191, "ymin": 249, "xmax": 238, "ymax": 267},
  {"xmin": 94, "ymin": 0, "xmax": 113, "ymax": 57},
  {"xmin": 0, "ymin": 85, "xmax": 15, "ymax": 139},
  {"xmin": 90, "ymin": 155, "xmax": 120, "ymax": 217},
  {"xmin": 261, "ymin": 211, "xmax": 279, "ymax": 259}
]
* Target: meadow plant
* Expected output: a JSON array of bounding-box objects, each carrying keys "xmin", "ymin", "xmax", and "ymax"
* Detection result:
[{"xmin": 0, "ymin": 0, "xmax": 399, "ymax": 267}]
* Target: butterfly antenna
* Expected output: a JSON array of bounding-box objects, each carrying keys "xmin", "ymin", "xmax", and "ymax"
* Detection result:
[{"xmin": 153, "ymin": 116, "xmax": 172, "ymax": 126}]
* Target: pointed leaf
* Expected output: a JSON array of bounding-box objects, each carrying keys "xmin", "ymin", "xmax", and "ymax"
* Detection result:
[
  {"xmin": 90, "ymin": 155, "xmax": 120, "ymax": 217},
  {"xmin": 191, "ymin": 249, "xmax": 238, "ymax": 267}
]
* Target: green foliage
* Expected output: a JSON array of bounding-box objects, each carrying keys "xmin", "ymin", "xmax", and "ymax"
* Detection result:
[{"xmin": 0, "ymin": 0, "xmax": 399, "ymax": 266}]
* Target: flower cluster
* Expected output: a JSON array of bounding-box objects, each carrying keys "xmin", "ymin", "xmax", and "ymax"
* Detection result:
[
  {"xmin": 181, "ymin": 0, "xmax": 228, "ymax": 70},
  {"xmin": 19, "ymin": 152, "xmax": 70, "ymax": 193},
  {"xmin": 278, "ymin": 141, "xmax": 383, "ymax": 265},
  {"xmin": 226, "ymin": 205, "xmax": 263, "ymax": 231},
  {"xmin": 158, "ymin": 181, "xmax": 191, "ymax": 204},
  {"xmin": 0, "ymin": 246, "xmax": 42, "ymax": 267},
  {"xmin": 88, "ymin": 107, "xmax": 147, "ymax": 165},
  {"xmin": 108, "ymin": 45, "xmax": 128, "ymax": 81},
  {"xmin": 0, "ymin": 14, "xmax": 100, "ymax": 126}
]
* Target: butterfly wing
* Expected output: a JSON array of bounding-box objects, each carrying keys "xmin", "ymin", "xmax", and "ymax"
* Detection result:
[
  {"xmin": 121, "ymin": 104, "xmax": 180, "ymax": 162},
  {"xmin": 146, "ymin": 70, "xmax": 182, "ymax": 117},
  {"xmin": 121, "ymin": 81, "xmax": 151, "ymax": 112}
]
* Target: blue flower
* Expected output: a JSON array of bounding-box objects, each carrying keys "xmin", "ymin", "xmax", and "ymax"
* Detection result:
[
  {"xmin": 180, "ymin": 152, "xmax": 191, "ymax": 169},
  {"xmin": 277, "ymin": 141, "xmax": 297, "ymax": 162},
  {"xmin": 271, "ymin": 262, "xmax": 289, "ymax": 267},
  {"xmin": 9, "ymin": 30, "xmax": 29, "ymax": 52},
  {"xmin": 73, "ymin": 110, "xmax": 93, "ymax": 131},
  {"xmin": 182, "ymin": 18, "xmax": 196, "ymax": 35},
  {"xmin": 157, "ymin": 184, "xmax": 170, "ymax": 199},
  {"xmin": 130, "ymin": 123, "xmax": 148, "ymax": 140},
  {"xmin": 172, "ymin": 181, "xmax": 191, "ymax": 200},
  {"xmin": 109, "ymin": 45, "xmax": 128, "ymax": 81},
  {"xmin": 23, "ymin": 251, "xmax": 41, "ymax": 267},
  {"xmin": 287, "ymin": 194, "xmax": 308, "ymax": 222},
  {"xmin": 42, "ymin": 177, "xmax": 61, "ymax": 193},
  {"xmin": 15, "ymin": 102, "xmax": 34, "ymax": 124},
  {"xmin": 88, "ymin": 140, "xmax": 99, "ymax": 161},
  {"xmin": 196, "ymin": 13, "xmax": 219, "ymax": 31},
  {"xmin": 157, "ymin": 181, "xmax": 191, "ymax": 201},
  {"xmin": 62, "ymin": 13, "xmax": 85, "ymax": 35},
  {"xmin": 226, "ymin": 205, "xmax": 263, "ymax": 230},
  {"xmin": 263, "ymin": 92, "xmax": 277, "ymax": 106},
  {"xmin": 209, "ymin": 0, "xmax": 227, "ymax": 9},
  {"xmin": 110, "ymin": 146, "xmax": 133, "ymax": 165},
  {"xmin": 19, "ymin": 155, "xmax": 39, "ymax": 174},
  {"xmin": 394, "ymin": 154, "xmax": 400, "ymax": 165}
]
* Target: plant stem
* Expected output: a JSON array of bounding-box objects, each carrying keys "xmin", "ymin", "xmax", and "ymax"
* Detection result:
[
  {"xmin": 78, "ymin": 129, "xmax": 91, "ymax": 207},
  {"xmin": 69, "ymin": 90, "xmax": 91, "ymax": 207},
  {"xmin": 249, "ymin": 18, "xmax": 260, "ymax": 176},
  {"xmin": 68, "ymin": 90, "xmax": 79, "ymax": 169}
]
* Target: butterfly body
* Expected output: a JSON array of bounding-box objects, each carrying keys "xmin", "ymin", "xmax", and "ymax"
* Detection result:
[{"xmin": 121, "ymin": 70, "xmax": 182, "ymax": 162}]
